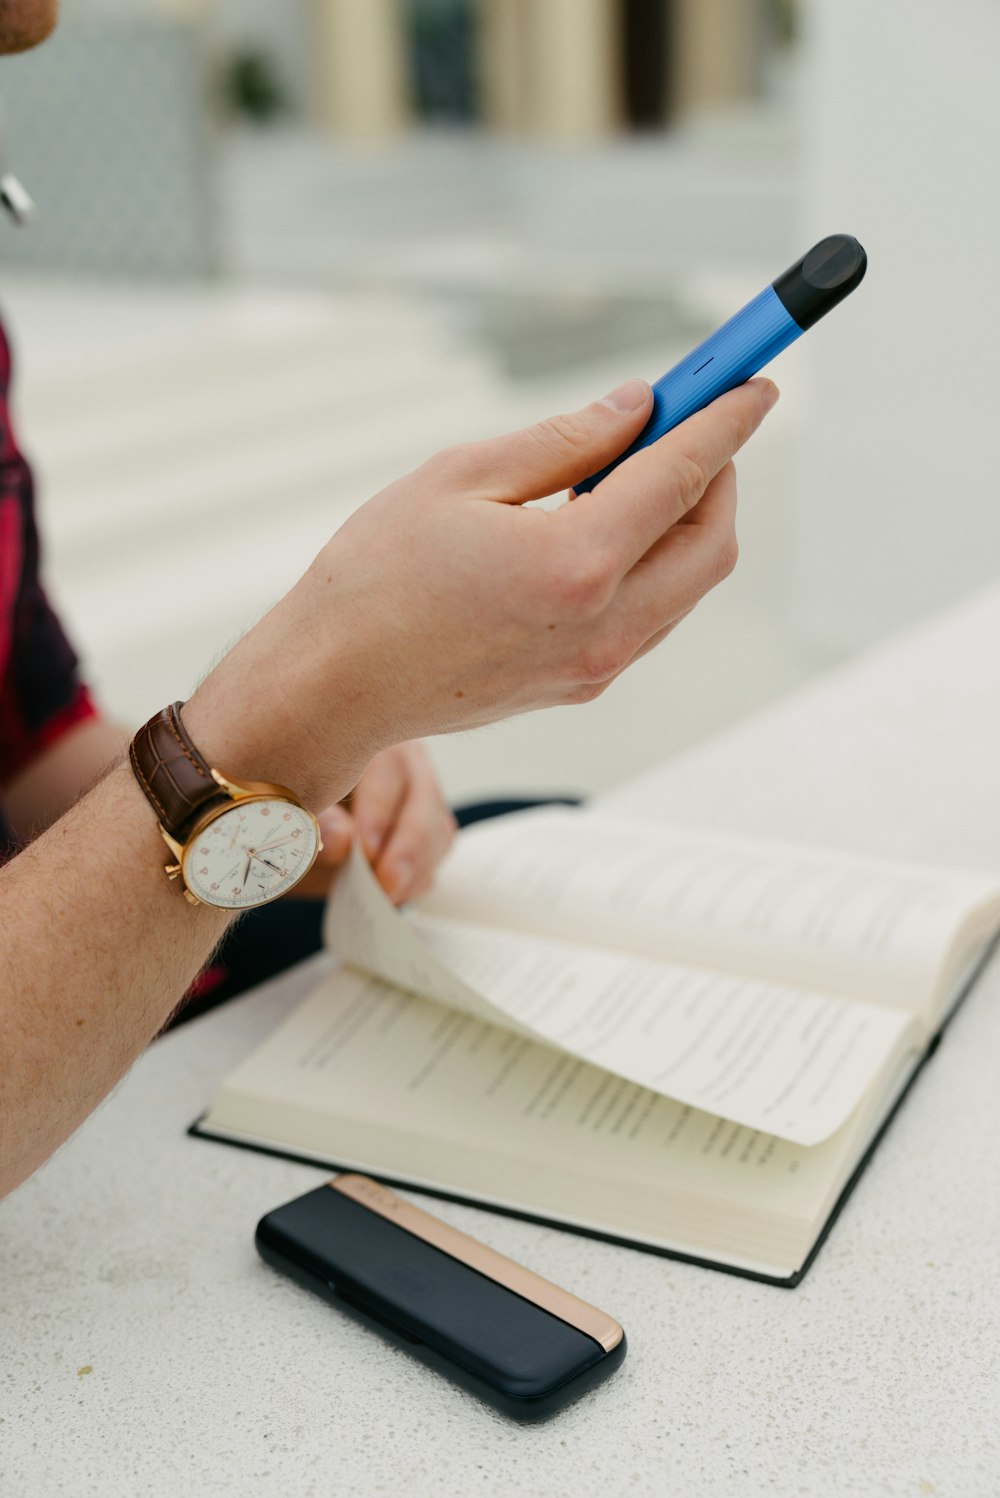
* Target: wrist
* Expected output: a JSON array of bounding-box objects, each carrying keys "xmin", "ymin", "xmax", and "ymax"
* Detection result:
[{"xmin": 183, "ymin": 589, "xmax": 382, "ymax": 809}]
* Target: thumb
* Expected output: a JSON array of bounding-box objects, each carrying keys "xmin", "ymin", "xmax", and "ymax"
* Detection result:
[{"xmin": 445, "ymin": 378, "xmax": 653, "ymax": 505}]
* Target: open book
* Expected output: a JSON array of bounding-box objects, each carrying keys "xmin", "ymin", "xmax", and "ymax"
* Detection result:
[{"xmin": 194, "ymin": 807, "xmax": 1000, "ymax": 1285}]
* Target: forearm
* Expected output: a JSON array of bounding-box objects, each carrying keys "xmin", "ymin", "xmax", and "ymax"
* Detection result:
[
  {"xmin": 0, "ymin": 591, "xmax": 368, "ymax": 1201},
  {"xmin": 0, "ymin": 759, "xmax": 233, "ymax": 1197}
]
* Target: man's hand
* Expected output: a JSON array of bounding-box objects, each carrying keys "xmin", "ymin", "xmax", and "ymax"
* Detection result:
[
  {"xmin": 188, "ymin": 376, "xmax": 778, "ymax": 814},
  {"xmin": 292, "ymin": 742, "xmax": 456, "ymax": 904}
]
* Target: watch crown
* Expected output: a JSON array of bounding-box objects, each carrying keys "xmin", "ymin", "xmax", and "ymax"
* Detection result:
[{"xmin": 164, "ymin": 863, "xmax": 182, "ymax": 880}]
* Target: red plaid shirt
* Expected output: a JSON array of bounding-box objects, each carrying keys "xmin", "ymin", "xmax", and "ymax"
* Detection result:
[{"xmin": 0, "ymin": 314, "xmax": 95, "ymax": 857}]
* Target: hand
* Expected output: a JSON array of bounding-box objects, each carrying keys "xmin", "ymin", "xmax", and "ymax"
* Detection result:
[
  {"xmin": 289, "ymin": 742, "xmax": 456, "ymax": 905},
  {"xmin": 186, "ymin": 377, "xmax": 778, "ymax": 808}
]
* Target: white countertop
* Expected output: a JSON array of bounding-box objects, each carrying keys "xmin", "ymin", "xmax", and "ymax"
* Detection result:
[{"xmin": 5, "ymin": 587, "xmax": 1000, "ymax": 1498}]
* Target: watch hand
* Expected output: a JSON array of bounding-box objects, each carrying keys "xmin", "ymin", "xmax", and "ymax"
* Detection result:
[
  {"xmin": 253, "ymin": 856, "xmax": 283, "ymax": 875},
  {"xmin": 242, "ymin": 856, "xmax": 252, "ymax": 887},
  {"xmin": 253, "ymin": 835, "xmax": 295, "ymax": 855}
]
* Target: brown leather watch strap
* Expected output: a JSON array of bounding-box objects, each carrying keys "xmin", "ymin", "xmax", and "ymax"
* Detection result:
[{"xmin": 129, "ymin": 702, "xmax": 229, "ymax": 841}]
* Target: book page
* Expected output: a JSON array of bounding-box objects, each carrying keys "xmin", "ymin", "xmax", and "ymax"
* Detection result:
[
  {"xmin": 325, "ymin": 848, "xmax": 912, "ymax": 1146},
  {"xmin": 322, "ymin": 845, "xmax": 538, "ymax": 1037},
  {"xmin": 418, "ymin": 807, "xmax": 1000, "ymax": 1018},
  {"xmin": 204, "ymin": 965, "xmax": 900, "ymax": 1274}
]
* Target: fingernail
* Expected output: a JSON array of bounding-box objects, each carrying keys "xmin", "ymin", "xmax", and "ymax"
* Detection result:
[
  {"xmin": 600, "ymin": 378, "xmax": 648, "ymax": 414},
  {"xmin": 761, "ymin": 381, "xmax": 780, "ymax": 413},
  {"xmin": 361, "ymin": 824, "xmax": 385, "ymax": 859},
  {"xmin": 390, "ymin": 858, "xmax": 413, "ymax": 898},
  {"xmin": 318, "ymin": 805, "xmax": 351, "ymax": 840}
]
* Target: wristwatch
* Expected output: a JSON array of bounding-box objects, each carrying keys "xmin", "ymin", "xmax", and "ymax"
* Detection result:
[{"xmin": 129, "ymin": 702, "xmax": 322, "ymax": 909}]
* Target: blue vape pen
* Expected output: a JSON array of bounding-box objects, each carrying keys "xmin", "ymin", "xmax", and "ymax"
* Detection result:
[{"xmin": 574, "ymin": 234, "xmax": 867, "ymax": 495}]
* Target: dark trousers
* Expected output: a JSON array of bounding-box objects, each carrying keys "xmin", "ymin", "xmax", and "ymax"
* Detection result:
[{"xmin": 168, "ymin": 797, "xmax": 578, "ymax": 1029}]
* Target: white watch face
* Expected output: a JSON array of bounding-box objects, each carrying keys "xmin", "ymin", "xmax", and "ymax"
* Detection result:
[{"xmin": 182, "ymin": 798, "xmax": 320, "ymax": 909}]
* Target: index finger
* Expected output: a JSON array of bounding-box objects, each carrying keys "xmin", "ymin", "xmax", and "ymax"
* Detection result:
[
  {"xmin": 568, "ymin": 377, "xmax": 778, "ymax": 571},
  {"xmin": 352, "ymin": 751, "xmax": 409, "ymax": 863}
]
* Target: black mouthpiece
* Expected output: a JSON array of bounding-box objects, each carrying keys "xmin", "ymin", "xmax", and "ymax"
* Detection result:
[{"xmin": 772, "ymin": 234, "xmax": 867, "ymax": 331}]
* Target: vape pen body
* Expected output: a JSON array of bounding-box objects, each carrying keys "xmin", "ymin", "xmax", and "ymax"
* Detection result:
[{"xmin": 574, "ymin": 234, "xmax": 866, "ymax": 495}]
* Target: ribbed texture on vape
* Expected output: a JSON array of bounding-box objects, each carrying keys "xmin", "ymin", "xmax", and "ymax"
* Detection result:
[{"xmin": 575, "ymin": 285, "xmax": 799, "ymax": 494}]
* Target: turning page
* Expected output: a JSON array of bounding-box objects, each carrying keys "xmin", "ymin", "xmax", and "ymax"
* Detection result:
[
  {"xmin": 417, "ymin": 807, "xmax": 1000, "ymax": 1021},
  {"xmin": 324, "ymin": 848, "xmax": 911, "ymax": 1147}
]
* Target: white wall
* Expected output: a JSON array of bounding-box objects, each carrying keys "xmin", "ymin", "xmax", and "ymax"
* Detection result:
[{"xmin": 793, "ymin": 0, "xmax": 1000, "ymax": 652}]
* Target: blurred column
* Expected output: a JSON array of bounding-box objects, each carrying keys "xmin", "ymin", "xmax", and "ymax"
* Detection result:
[
  {"xmin": 480, "ymin": 0, "xmax": 621, "ymax": 141},
  {"xmin": 309, "ymin": 0, "xmax": 410, "ymax": 143},
  {"xmin": 479, "ymin": 0, "xmax": 532, "ymax": 134},
  {"xmin": 531, "ymin": 0, "xmax": 621, "ymax": 140},
  {"xmin": 670, "ymin": 0, "xmax": 766, "ymax": 116}
]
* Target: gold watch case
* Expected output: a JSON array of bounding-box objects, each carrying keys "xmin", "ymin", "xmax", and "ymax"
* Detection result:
[{"xmin": 160, "ymin": 769, "xmax": 323, "ymax": 908}]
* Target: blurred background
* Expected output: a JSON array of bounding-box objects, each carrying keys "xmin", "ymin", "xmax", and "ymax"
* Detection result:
[{"xmin": 1, "ymin": 0, "xmax": 997, "ymax": 803}]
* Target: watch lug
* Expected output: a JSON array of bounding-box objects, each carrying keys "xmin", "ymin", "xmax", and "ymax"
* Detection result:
[
  {"xmin": 210, "ymin": 766, "xmax": 305, "ymax": 805},
  {"xmin": 210, "ymin": 767, "xmax": 245, "ymax": 799},
  {"xmin": 159, "ymin": 826, "xmax": 184, "ymax": 860}
]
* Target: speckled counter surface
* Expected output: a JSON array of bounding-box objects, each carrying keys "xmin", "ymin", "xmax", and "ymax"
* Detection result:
[{"xmin": 5, "ymin": 589, "xmax": 1000, "ymax": 1498}]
